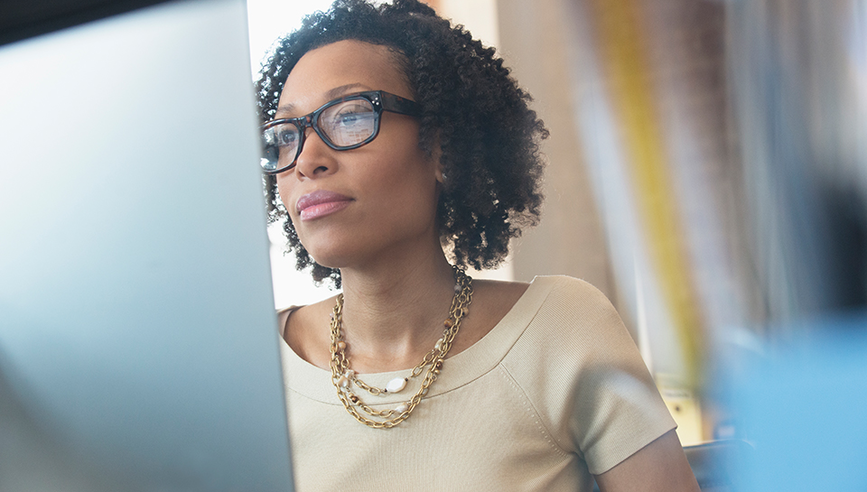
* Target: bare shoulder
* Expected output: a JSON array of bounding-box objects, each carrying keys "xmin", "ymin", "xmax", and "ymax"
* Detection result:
[
  {"xmin": 471, "ymin": 278, "xmax": 530, "ymax": 311},
  {"xmin": 280, "ymin": 295, "xmax": 338, "ymax": 369},
  {"xmin": 450, "ymin": 279, "xmax": 529, "ymax": 354},
  {"xmin": 279, "ymin": 296, "xmax": 336, "ymax": 336}
]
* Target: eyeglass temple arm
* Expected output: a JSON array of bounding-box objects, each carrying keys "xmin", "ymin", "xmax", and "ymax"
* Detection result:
[{"xmin": 380, "ymin": 91, "xmax": 422, "ymax": 116}]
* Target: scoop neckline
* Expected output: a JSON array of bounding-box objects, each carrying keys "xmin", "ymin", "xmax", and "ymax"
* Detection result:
[{"xmin": 278, "ymin": 275, "xmax": 560, "ymax": 404}]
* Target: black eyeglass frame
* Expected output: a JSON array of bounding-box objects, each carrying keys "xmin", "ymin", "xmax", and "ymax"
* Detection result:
[{"xmin": 261, "ymin": 90, "xmax": 422, "ymax": 174}]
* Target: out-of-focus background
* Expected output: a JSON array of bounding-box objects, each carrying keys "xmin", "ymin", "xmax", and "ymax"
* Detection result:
[{"xmin": 252, "ymin": 1, "xmax": 867, "ymax": 486}]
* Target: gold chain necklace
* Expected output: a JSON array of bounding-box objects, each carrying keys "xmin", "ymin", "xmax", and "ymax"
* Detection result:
[{"xmin": 329, "ymin": 268, "xmax": 473, "ymax": 429}]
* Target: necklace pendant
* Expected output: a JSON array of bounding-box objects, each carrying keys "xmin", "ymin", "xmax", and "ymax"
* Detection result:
[
  {"xmin": 385, "ymin": 377, "xmax": 408, "ymax": 393},
  {"xmin": 434, "ymin": 338, "xmax": 444, "ymax": 352}
]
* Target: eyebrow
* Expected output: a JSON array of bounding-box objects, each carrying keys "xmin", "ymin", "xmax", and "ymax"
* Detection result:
[{"xmin": 275, "ymin": 83, "xmax": 372, "ymax": 117}]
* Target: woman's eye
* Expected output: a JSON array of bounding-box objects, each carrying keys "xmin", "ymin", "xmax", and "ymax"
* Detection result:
[
  {"xmin": 334, "ymin": 105, "xmax": 373, "ymax": 126},
  {"xmin": 339, "ymin": 113, "xmax": 362, "ymax": 125},
  {"xmin": 276, "ymin": 129, "xmax": 298, "ymax": 146}
]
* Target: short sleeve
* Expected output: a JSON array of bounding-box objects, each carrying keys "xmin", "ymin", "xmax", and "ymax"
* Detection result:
[{"xmin": 563, "ymin": 280, "xmax": 676, "ymax": 474}]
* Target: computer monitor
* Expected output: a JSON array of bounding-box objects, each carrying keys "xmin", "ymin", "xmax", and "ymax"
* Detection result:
[{"xmin": 0, "ymin": 0, "xmax": 294, "ymax": 490}]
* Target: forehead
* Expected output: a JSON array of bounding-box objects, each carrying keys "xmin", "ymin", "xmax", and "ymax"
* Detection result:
[{"xmin": 278, "ymin": 40, "xmax": 411, "ymax": 115}]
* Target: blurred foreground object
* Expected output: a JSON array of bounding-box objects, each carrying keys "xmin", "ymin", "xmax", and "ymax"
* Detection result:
[
  {"xmin": 724, "ymin": 313, "xmax": 867, "ymax": 491},
  {"xmin": 720, "ymin": 1, "xmax": 867, "ymax": 489},
  {"xmin": 727, "ymin": 0, "xmax": 867, "ymax": 321},
  {"xmin": 0, "ymin": 0, "xmax": 293, "ymax": 489}
]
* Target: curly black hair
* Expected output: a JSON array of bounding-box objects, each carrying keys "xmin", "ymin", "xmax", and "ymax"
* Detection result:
[{"xmin": 256, "ymin": 0, "xmax": 547, "ymax": 287}]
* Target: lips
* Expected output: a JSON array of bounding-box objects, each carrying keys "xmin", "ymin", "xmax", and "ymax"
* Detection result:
[{"xmin": 296, "ymin": 190, "xmax": 353, "ymax": 221}]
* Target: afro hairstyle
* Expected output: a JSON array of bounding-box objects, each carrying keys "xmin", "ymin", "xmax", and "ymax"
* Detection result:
[{"xmin": 255, "ymin": 0, "xmax": 547, "ymax": 287}]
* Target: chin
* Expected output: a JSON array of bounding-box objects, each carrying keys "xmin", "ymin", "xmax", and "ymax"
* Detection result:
[
  {"xmin": 310, "ymin": 257, "xmax": 343, "ymax": 271},
  {"xmin": 304, "ymin": 247, "xmax": 351, "ymax": 271},
  {"xmin": 296, "ymin": 231, "xmax": 353, "ymax": 268}
]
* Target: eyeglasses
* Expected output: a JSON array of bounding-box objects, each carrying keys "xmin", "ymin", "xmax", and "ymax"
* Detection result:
[{"xmin": 260, "ymin": 90, "xmax": 422, "ymax": 174}]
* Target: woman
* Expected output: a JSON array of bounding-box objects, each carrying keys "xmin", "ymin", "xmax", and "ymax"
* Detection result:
[{"xmin": 256, "ymin": 0, "xmax": 699, "ymax": 490}]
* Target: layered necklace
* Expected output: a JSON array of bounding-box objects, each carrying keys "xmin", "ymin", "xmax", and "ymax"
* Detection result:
[{"xmin": 329, "ymin": 268, "xmax": 473, "ymax": 429}]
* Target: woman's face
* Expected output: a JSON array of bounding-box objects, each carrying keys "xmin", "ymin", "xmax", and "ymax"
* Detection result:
[{"xmin": 275, "ymin": 40, "xmax": 441, "ymax": 270}]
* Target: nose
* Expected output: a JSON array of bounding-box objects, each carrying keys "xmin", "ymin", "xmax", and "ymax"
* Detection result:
[{"xmin": 293, "ymin": 126, "xmax": 336, "ymax": 179}]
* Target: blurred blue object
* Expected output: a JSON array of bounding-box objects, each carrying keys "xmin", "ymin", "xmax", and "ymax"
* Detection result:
[{"xmin": 726, "ymin": 312, "xmax": 867, "ymax": 491}]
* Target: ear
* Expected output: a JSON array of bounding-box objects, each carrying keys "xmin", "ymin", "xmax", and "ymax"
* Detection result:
[
  {"xmin": 429, "ymin": 133, "xmax": 445, "ymax": 184},
  {"xmin": 435, "ymin": 162, "xmax": 445, "ymax": 185}
]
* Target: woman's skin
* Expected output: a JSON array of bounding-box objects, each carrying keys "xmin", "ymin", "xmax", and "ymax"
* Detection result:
[{"xmin": 276, "ymin": 39, "xmax": 699, "ymax": 492}]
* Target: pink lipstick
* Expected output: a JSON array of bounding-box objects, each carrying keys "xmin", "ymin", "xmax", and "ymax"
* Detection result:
[{"xmin": 296, "ymin": 190, "xmax": 353, "ymax": 221}]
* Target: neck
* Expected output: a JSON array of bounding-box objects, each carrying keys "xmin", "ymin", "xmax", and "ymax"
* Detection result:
[{"xmin": 336, "ymin": 251, "xmax": 457, "ymax": 372}]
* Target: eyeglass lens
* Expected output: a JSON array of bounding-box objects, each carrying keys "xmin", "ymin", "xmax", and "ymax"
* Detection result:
[{"xmin": 260, "ymin": 97, "xmax": 378, "ymax": 173}]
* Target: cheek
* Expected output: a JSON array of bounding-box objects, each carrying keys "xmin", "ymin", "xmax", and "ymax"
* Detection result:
[
  {"xmin": 274, "ymin": 177, "xmax": 305, "ymax": 234},
  {"xmin": 376, "ymin": 160, "xmax": 440, "ymax": 223},
  {"xmin": 275, "ymin": 177, "xmax": 295, "ymax": 214}
]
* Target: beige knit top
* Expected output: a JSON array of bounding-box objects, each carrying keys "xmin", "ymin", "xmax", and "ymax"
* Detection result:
[{"xmin": 278, "ymin": 275, "xmax": 675, "ymax": 491}]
